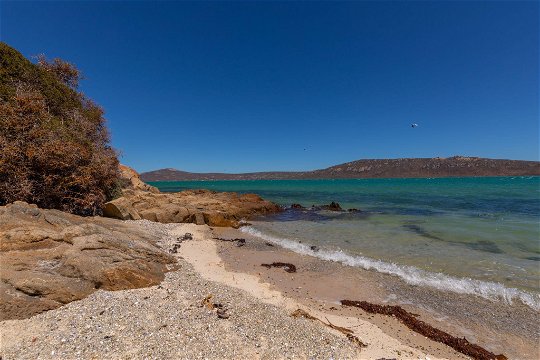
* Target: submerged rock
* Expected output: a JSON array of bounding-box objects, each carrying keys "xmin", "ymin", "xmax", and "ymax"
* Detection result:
[
  {"xmin": 323, "ymin": 201, "xmax": 343, "ymax": 211},
  {"xmin": 0, "ymin": 201, "xmax": 175, "ymax": 320},
  {"xmin": 311, "ymin": 201, "xmax": 344, "ymax": 211}
]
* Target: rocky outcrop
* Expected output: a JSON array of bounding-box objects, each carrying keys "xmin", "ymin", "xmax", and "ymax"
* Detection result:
[
  {"xmin": 319, "ymin": 201, "xmax": 343, "ymax": 211},
  {"xmin": 0, "ymin": 201, "xmax": 175, "ymax": 320},
  {"xmin": 103, "ymin": 189, "xmax": 281, "ymax": 228},
  {"xmin": 119, "ymin": 164, "xmax": 159, "ymax": 193}
]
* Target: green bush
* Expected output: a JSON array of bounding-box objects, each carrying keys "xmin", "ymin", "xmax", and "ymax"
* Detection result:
[{"xmin": 0, "ymin": 42, "xmax": 120, "ymax": 215}]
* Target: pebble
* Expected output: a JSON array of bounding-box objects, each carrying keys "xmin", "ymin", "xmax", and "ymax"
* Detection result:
[{"xmin": 1, "ymin": 220, "xmax": 360, "ymax": 359}]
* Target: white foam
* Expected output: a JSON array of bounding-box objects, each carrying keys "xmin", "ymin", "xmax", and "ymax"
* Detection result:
[{"xmin": 241, "ymin": 226, "xmax": 540, "ymax": 311}]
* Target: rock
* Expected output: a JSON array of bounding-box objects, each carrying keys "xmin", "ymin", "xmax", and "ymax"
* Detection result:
[
  {"xmin": 103, "ymin": 189, "xmax": 281, "ymax": 227},
  {"xmin": 119, "ymin": 164, "xmax": 159, "ymax": 193},
  {"xmin": 348, "ymin": 208, "xmax": 361, "ymax": 212},
  {"xmin": 217, "ymin": 308, "xmax": 230, "ymax": 319},
  {"xmin": 194, "ymin": 213, "xmax": 205, "ymax": 225},
  {"xmin": 173, "ymin": 207, "xmax": 191, "ymax": 223},
  {"xmin": 203, "ymin": 212, "xmax": 238, "ymax": 228},
  {"xmin": 324, "ymin": 202, "xmax": 343, "ymax": 211},
  {"xmin": 138, "ymin": 208, "xmax": 159, "ymax": 222},
  {"xmin": 311, "ymin": 202, "xmax": 343, "ymax": 211},
  {"xmin": 103, "ymin": 197, "xmax": 140, "ymax": 220},
  {"xmin": 310, "ymin": 245, "xmax": 320, "ymax": 252},
  {"xmin": 291, "ymin": 203, "xmax": 305, "ymax": 209},
  {"xmin": 0, "ymin": 202, "xmax": 175, "ymax": 320}
]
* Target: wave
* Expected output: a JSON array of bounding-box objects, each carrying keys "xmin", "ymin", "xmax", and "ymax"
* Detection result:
[{"xmin": 240, "ymin": 226, "xmax": 540, "ymax": 311}]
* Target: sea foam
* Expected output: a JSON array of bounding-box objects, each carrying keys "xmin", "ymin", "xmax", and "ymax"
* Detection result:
[{"xmin": 241, "ymin": 226, "xmax": 540, "ymax": 311}]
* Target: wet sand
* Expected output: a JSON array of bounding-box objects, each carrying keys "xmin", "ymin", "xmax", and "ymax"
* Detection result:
[
  {"xmin": 177, "ymin": 224, "xmax": 468, "ymax": 360},
  {"xmin": 214, "ymin": 226, "xmax": 540, "ymax": 360}
]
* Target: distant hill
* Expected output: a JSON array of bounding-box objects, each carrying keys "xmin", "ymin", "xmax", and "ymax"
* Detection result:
[{"xmin": 140, "ymin": 156, "xmax": 540, "ymax": 181}]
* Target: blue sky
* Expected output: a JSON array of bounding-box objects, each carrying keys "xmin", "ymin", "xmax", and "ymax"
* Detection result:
[{"xmin": 2, "ymin": 1, "xmax": 538, "ymax": 173}]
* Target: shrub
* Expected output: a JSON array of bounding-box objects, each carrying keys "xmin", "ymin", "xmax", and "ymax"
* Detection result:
[{"xmin": 0, "ymin": 42, "xmax": 120, "ymax": 215}]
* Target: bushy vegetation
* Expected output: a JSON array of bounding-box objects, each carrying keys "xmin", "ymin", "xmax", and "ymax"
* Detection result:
[{"xmin": 0, "ymin": 42, "xmax": 120, "ymax": 215}]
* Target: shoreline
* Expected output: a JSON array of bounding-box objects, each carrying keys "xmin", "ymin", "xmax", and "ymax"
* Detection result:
[
  {"xmin": 0, "ymin": 220, "xmax": 505, "ymax": 360},
  {"xmin": 214, "ymin": 224, "xmax": 539, "ymax": 359},
  {"xmin": 175, "ymin": 224, "xmax": 465, "ymax": 360}
]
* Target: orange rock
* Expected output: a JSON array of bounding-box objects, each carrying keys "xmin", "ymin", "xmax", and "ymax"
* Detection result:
[{"xmin": 0, "ymin": 201, "xmax": 175, "ymax": 320}]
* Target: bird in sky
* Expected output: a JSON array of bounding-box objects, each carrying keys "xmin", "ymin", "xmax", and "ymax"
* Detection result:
[{"xmin": 411, "ymin": 123, "xmax": 418, "ymax": 128}]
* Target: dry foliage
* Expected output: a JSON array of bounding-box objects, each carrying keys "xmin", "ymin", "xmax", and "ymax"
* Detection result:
[{"xmin": 0, "ymin": 42, "xmax": 120, "ymax": 215}]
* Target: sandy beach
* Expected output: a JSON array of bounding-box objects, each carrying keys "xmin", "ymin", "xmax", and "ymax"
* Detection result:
[
  {"xmin": 2, "ymin": 220, "xmax": 527, "ymax": 359},
  {"xmin": 214, "ymin": 225, "xmax": 539, "ymax": 360}
]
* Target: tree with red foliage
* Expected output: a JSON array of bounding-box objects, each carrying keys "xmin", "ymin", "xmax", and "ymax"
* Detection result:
[{"xmin": 0, "ymin": 42, "xmax": 120, "ymax": 215}]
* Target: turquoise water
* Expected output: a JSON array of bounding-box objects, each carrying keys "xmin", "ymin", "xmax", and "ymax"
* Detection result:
[{"xmin": 151, "ymin": 177, "xmax": 540, "ymax": 309}]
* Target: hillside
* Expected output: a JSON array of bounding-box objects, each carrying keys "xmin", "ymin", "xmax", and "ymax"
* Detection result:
[{"xmin": 140, "ymin": 156, "xmax": 540, "ymax": 181}]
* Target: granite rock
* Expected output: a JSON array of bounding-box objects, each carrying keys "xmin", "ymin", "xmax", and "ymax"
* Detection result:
[{"xmin": 0, "ymin": 201, "xmax": 175, "ymax": 320}]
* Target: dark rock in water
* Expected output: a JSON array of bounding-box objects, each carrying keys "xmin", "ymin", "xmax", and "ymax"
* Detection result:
[
  {"xmin": 312, "ymin": 202, "xmax": 343, "ymax": 211},
  {"xmin": 291, "ymin": 203, "xmax": 305, "ymax": 209},
  {"xmin": 403, "ymin": 222, "xmax": 504, "ymax": 254},
  {"xmin": 402, "ymin": 224, "xmax": 443, "ymax": 241},
  {"xmin": 310, "ymin": 245, "xmax": 320, "ymax": 252},
  {"xmin": 465, "ymin": 240, "xmax": 503, "ymax": 254},
  {"xmin": 524, "ymin": 256, "xmax": 540, "ymax": 262},
  {"xmin": 265, "ymin": 242, "xmax": 275, "ymax": 247},
  {"xmin": 325, "ymin": 202, "xmax": 342, "ymax": 211},
  {"xmin": 348, "ymin": 208, "xmax": 361, "ymax": 212}
]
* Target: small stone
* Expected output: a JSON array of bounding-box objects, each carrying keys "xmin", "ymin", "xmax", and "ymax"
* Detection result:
[{"xmin": 217, "ymin": 309, "xmax": 230, "ymax": 319}]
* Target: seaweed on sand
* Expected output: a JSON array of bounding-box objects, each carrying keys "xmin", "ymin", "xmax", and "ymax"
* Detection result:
[
  {"xmin": 341, "ymin": 300, "xmax": 507, "ymax": 360},
  {"xmin": 213, "ymin": 237, "xmax": 246, "ymax": 247},
  {"xmin": 261, "ymin": 262, "xmax": 297, "ymax": 273}
]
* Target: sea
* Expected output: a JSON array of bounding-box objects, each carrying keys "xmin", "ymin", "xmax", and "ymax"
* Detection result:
[{"xmin": 150, "ymin": 176, "xmax": 540, "ymax": 311}]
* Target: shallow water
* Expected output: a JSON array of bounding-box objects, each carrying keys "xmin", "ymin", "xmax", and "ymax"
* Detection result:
[{"xmin": 151, "ymin": 176, "xmax": 540, "ymax": 309}]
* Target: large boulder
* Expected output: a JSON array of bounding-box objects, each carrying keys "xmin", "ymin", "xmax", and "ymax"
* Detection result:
[
  {"xmin": 103, "ymin": 189, "xmax": 281, "ymax": 227},
  {"xmin": 119, "ymin": 164, "xmax": 159, "ymax": 193},
  {"xmin": 0, "ymin": 201, "xmax": 175, "ymax": 320},
  {"xmin": 103, "ymin": 196, "xmax": 141, "ymax": 220}
]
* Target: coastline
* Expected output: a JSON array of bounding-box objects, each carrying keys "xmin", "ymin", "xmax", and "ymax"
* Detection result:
[
  {"xmin": 213, "ymin": 224, "xmax": 539, "ymax": 359},
  {"xmin": 177, "ymin": 224, "xmax": 470, "ymax": 360},
  {"xmin": 0, "ymin": 220, "xmax": 498, "ymax": 360},
  {"xmin": 0, "ymin": 221, "xmax": 359, "ymax": 359}
]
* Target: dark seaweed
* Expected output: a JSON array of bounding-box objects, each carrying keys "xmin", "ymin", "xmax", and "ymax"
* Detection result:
[
  {"xmin": 341, "ymin": 300, "xmax": 507, "ymax": 360},
  {"xmin": 261, "ymin": 262, "xmax": 297, "ymax": 273}
]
